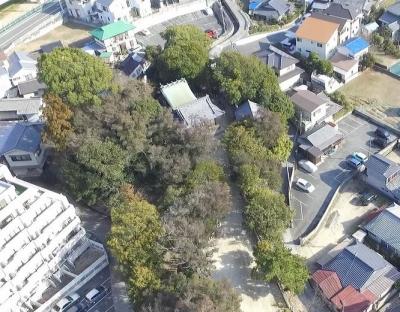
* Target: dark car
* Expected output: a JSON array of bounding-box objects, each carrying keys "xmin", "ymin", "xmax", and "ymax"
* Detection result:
[
  {"xmin": 375, "ymin": 127, "xmax": 390, "ymax": 139},
  {"xmin": 359, "ymin": 192, "xmax": 378, "ymax": 206},
  {"xmin": 373, "ymin": 137, "xmax": 388, "ymax": 148}
]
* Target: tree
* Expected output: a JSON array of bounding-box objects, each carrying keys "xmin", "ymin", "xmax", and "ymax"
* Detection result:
[
  {"xmin": 213, "ymin": 52, "xmax": 294, "ymax": 120},
  {"xmin": 108, "ymin": 185, "xmax": 163, "ymax": 301},
  {"xmin": 42, "ymin": 93, "xmax": 73, "ymax": 150},
  {"xmin": 360, "ymin": 52, "xmax": 376, "ymax": 70},
  {"xmin": 157, "ymin": 25, "xmax": 211, "ymax": 82},
  {"xmin": 186, "ymin": 160, "xmax": 225, "ymax": 189},
  {"xmin": 254, "ymin": 240, "xmax": 309, "ymax": 294},
  {"xmin": 252, "ymin": 108, "xmax": 284, "ymax": 149},
  {"xmin": 63, "ymin": 138, "xmax": 127, "ymax": 205},
  {"xmin": 371, "ymin": 33, "xmax": 384, "ymax": 46},
  {"xmin": 38, "ymin": 48, "xmax": 113, "ymax": 106},
  {"xmin": 305, "ymin": 52, "xmax": 333, "ymax": 76},
  {"xmin": 245, "ymin": 188, "xmax": 292, "ymax": 241}
]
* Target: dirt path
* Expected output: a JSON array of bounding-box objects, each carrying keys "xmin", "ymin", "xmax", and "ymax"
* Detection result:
[{"xmin": 210, "ymin": 149, "xmax": 287, "ymax": 312}]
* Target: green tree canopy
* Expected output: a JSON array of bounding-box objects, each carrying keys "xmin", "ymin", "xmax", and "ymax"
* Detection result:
[
  {"xmin": 157, "ymin": 25, "xmax": 211, "ymax": 82},
  {"xmin": 254, "ymin": 240, "xmax": 309, "ymax": 294},
  {"xmin": 63, "ymin": 138, "xmax": 127, "ymax": 205},
  {"xmin": 42, "ymin": 93, "xmax": 73, "ymax": 151},
  {"xmin": 305, "ymin": 52, "xmax": 333, "ymax": 76},
  {"xmin": 213, "ymin": 51, "xmax": 294, "ymax": 120},
  {"xmin": 38, "ymin": 47, "xmax": 113, "ymax": 106}
]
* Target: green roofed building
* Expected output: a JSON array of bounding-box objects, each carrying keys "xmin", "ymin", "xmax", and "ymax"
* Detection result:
[
  {"xmin": 89, "ymin": 21, "xmax": 138, "ymax": 60},
  {"xmin": 160, "ymin": 79, "xmax": 197, "ymax": 110}
]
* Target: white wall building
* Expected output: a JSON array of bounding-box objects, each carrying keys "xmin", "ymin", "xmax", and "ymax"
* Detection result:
[
  {"xmin": 295, "ymin": 16, "xmax": 339, "ymax": 59},
  {"xmin": 6, "ymin": 52, "xmax": 37, "ymax": 87},
  {"xmin": 0, "ymin": 67, "xmax": 12, "ymax": 98},
  {"xmin": 0, "ymin": 165, "xmax": 108, "ymax": 312}
]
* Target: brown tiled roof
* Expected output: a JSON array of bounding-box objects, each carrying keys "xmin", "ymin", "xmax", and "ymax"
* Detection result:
[
  {"xmin": 331, "ymin": 285, "xmax": 375, "ymax": 312},
  {"xmin": 296, "ymin": 16, "xmax": 340, "ymax": 43},
  {"xmin": 330, "ymin": 52, "xmax": 358, "ymax": 72}
]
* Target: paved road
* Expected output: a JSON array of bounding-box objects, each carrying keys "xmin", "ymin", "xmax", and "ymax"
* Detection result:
[
  {"xmin": 287, "ymin": 114, "xmax": 382, "ymax": 243},
  {"xmin": 0, "ymin": 0, "xmax": 62, "ymax": 50}
]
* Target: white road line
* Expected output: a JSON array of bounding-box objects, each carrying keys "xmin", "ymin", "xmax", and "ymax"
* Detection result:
[
  {"xmin": 87, "ymin": 292, "xmax": 112, "ymax": 312},
  {"xmin": 334, "ymin": 171, "xmax": 349, "ymax": 182},
  {"xmin": 360, "ymin": 146, "xmax": 371, "ymax": 154},
  {"xmin": 304, "ymin": 193, "xmax": 316, "ymax": 200},
  {"xmin": 104, "ymin": 306, "xmax": 114, "ymax": 312},
  {"xmin": 101, "ymin": 278, "xmax": 111, "ymax": 286}
]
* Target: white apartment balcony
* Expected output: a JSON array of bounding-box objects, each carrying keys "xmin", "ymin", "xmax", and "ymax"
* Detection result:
[
  {"xmin": 13, "ymin": 253, "xmax": 45, "ymax": 290},
  {"xmin": 17, "ymin": 263, "xmax": 48, "ymax": 302},
  {"xmin": 0, "ymin": 229, "xmax": 30, "ymax": 267},
  {"xmin": 1, "ymin": 217, "xmax": 24, "ymax": 248},
  {"xmin": 19, "ymin": 196, "xmax": 53, "ymax": 229},
  {"xmin": 0, "ymin": 280, "xmax": 14, "ymax": 306}
]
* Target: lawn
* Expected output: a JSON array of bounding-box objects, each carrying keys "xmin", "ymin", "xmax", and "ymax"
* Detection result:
[
  {"xmin": 370, "ymin": 47, "xmax": 400, "ymax": 68},
  {"xmin": 0, "ymin": 0, "xmax": 38, "ymax": 27},
  {"xmin": 339, "ymin": 69, "xmax": 400, "ymax": 129},
  {"xmin": 15, "ymin": 22, "xmax": 94, "ymax": 52}
]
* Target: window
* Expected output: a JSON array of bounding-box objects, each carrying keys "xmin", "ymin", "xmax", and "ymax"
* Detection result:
[
  {"xmin": 10, "ymin": 154, "xmax": 31, "ymax": 162},
  {"xmin": 317, "ymin": 43, "xmax": 322, "ymax": 48},
  {"xmin": 296, "ymin": 38, "xmax": 302, "ymax": 42}
]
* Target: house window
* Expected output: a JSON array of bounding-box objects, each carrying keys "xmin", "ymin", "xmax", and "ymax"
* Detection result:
[
  {"xmin": 296, "ymin": 38, "xmax": 302, "ymax": 42},
  {"xmin": 317, "ymin": 43, "xmax": 322, "ymax": 47},
  {"xmin": 10, "ymin": 154, "xmax": 31, "ymax": 161}
]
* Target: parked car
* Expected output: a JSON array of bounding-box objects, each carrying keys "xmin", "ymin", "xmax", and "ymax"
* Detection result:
[
  {"xmin": 52, "ymin": 293, "xmax": 80, "ymax": 312},
  {"xmin": 359, "ymin": 191, "xmax": 378, "ymax": 206},
  {"xmin": 347, "ymin": 157, "xmax": 362, "ymax": 169},
  {"xmin": 352, "ymin": 152, "xmax": 368, "ymax": 163},
  {"xmin": 298, "ymin": 159, "xmax": 318, "ymax": 173},
  {"xmin": 85, "ymin": 286, "xmax": 107, "ymax": 304},
  {"xmin": 65, "ymin": 301, "xmax": 88, "ymax": 312},
  {"xmin": 205, "ymin": 29, "xmax": 218, "ymax": 39},
  {"xmin": 375, "ymin": 127, "xmax": 390, "ymax": 139},
  {"xmin": 372, "ymin": 137, "xmax": 388, "ymax": 148},
  {"xmin": 296, "ymin": 178, "xmax": 315, "ymax": 193}
]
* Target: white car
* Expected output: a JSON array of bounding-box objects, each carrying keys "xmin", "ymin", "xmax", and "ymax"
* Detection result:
[
  {"xmin": 52, "ymin": 293, "xmax": 80, "ymax": 312},
  {"xmin": 296, "ymin": 178, "xmax": 315, "ymax": 193},
  {"xmin": 352, "ymin": 152, "xmax": 368, "ymax": 163},
  {"xmin": 298, "ymin": 159, "xmax": 318, "ymax": 173}
]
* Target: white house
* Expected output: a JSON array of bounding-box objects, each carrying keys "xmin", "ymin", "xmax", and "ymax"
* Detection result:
[
  {"xmin": 295, "ymin": 16, "xmax": 339, "ymax": 59},
  {"xmin": 322, "ymin": 3, "xmax": 362, "ymax": 38},
  {"xmin": 290, "ymin": 89, "xmax": 342, "ymax": 131},
  {"xmin": 337, "ymin": 36, "xmax": 369, "ymax": 60},
  {"xmin": 6, "ymin": 52, "xmax": 37, "ymax": 87},
  {"xmin": 65, "ymin": 0, "xmax": 97, "ymax": 23},
  {"xmin": 0, "ymin": 98, "xmax": 43, "ymax": 122},
  {"xmin": 90, "ymin": 20, "xmax": 138, "ymax": 58},
  {"xmin": 254, "ymin": 44, "xmax": 304, "ymax": 91},
  {"xmin": 330, "ymin": 51, "xmax": 359, "ymax": 83},
  {"xmin": 0, "ymin": 67, "xmax": 11, "ymax": 98},
  {"xmin": 17, "ymin": 79, "xmax": 46, "ymax": 99},
  {"xmin": 0, "ymin": 165, "xmax": 108, "ymax": 312}
]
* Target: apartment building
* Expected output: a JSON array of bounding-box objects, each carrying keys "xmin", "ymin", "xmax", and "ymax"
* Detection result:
[{"xmin": 0, "ymin": 165, "xmax": 108, "ymax": 312}]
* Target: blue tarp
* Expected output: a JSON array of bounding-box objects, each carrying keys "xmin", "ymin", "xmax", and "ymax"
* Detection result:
[
  {"xmin": 344, "ymin": 37, "xmax": 369, "ymax": 55},
  {"xmin": 249, "ymin": 0, "xmax": 263, "ymax": 10}
]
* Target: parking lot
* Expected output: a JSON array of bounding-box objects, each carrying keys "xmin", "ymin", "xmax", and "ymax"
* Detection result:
[
  {"xmin": 136, "ymin": 10, "xmax": 223, "ymax": 47},
  {"xmin": 288, "ymin": 114, "xmax": 384, "ymax": 243}
]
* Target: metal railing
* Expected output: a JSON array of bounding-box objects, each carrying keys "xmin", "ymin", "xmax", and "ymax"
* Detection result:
[{"xmin": 0, "ymin": 0, "xmax": 61, "ymax": 35}]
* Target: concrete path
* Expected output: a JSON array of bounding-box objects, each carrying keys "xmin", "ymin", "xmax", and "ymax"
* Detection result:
[{"xmin": 210, "ymin": 171, "xmax": 287, "ymax": 311}]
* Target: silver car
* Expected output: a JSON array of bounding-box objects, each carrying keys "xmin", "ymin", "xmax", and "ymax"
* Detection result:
[
  {"xmin": 296, "ymin": 178, "xmax": 315, "ymax": 193},
  {"xmin": 298, "ymin": 160, "xmax": 318, "ymax": 173}
]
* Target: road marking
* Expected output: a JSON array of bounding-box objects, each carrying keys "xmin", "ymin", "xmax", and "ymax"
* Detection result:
[
  {"xmin": 101, "ymin": 278, "xmax": 111, "ymax": 286},
  {"xmin": 334, "ymin": 171, "xmax": 349, "ymax": 182},
  {"xmin": 304, "ymin": 193, "xmax": 316, "ymax": 200},
  {"xmin": 104, "ymin": 306, "xmax": 114, "ymax": 312},
  {"xmin": 87, "ymin": 292, "xmax": 112, "ymax": 312}
]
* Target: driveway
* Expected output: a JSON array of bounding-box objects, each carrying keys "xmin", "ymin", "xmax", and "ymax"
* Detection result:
[{"xmin": 287, "ymin": 114, "xmax": 383, "ymax": 243}]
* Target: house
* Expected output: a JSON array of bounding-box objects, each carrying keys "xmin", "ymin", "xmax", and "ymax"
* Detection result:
[
  {"xmin": 298, "ymin": 123, "xmax": 344, "ymax": 164},
  {"xmin": 235, "ymin": 100, "xmax": 261, "ymax": 121},
  {"xmin": 363, "ymin": 203, "xmax": 400, "ymax": 258},
  {"xmin": 322, "ymin": 2, "xmax": 362, "ymax": 38},
  {"xmin": 176, "ymin": 95, "xmax": 225, "ymax": 128},
  {"xmin": 295, "ymin": 16, "xmax": 340, "ymax": 59},
  {"xmin": 364, "ymin": 154, "xmax": 400, "ymax": 203},
  {"xmin": 0, "ymin": 98, "xmax": 43, "ymax": 121},
  {"xmin": 362, "ymin": 22, "xmax": 379, "ymax": 37},
  {"xmin": 90, "ymin": 21, "xmax": 138, "ymax": 59},
  {"xmin": 161, "ymin": 79, "xmax": 225, "ymax": 128},
  {"xmin": 120, "ymin": 51, "xmax": 149, "ymax": 78},
  {"xmin": 329, "ymin": 51, "xmax": 359, "ymax": 83},
  {"xmin": 249, "ymin": 0, "xmax": 294, "ymax": 21},
  {"xmin": 40, "ymin": 40, "xmax": 63, "ymax": 54},
  {"xmin": 0, "ymin": 122, "xmax": 47, "ymax": 177},
  {"xmin": 311, "ymin": 0, "xmax": 330, "ymax": 10},
  {"xmin": 311, "ymin": 12, "xmax": 351, "ymax": 44},
  {"xmin": 378, "ymin": 1, "xmax": 400, "ymax": 42},
  {"xmin": 311, "ymin": 72, "xmax": 343, "ymax": 93},
  {"xmin": 17, "ymin": 78, "xmax": 46, "ymax": 98},
  {"xmin": 6, "ymin": 51, "xmax": 37, "ymax": 86},
  {"xmin": 0, "ymin": 165, "xmax": 108, "ymax": 312},
  {"xmin": 0, "ymin": 67, "xmax": 11, "ymax": 98},
  {"xmin": 337, "ymin": 36, "xmax": 369, "ymax": 60},
  {"xmin": 312, "ymin": 242, "xmax": 400, "ymax": 312},
  {"xmin": 290, "ymin": 89, "xmax": 342, "ymax": 131},
  {"xmin": 254, "ymin": 45, "xmax": 304, "ymax": 91}
]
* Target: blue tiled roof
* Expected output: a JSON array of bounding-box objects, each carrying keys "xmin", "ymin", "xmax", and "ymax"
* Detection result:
[
  {"xmin": 249, "ymin": 0, "xmax": 264, "ymax": 10},
  {"xmin": 344, "ymin": 37, "xmax": 369, "ymax": 55},
  {"xmin": 364, "ymin": 205, "xmax": 400, "ymax": 253},
  {"xmin": 324, "ymin": 243, "xmax": 387, "ymax": 290},
  {"xmin": 0, "ymin": 122, "xmax": 43, "ymax": 155}
]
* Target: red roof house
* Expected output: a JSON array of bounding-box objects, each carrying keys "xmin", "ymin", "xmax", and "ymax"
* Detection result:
[{"xmin": 312, "ymin": 270, "xmax": 342, "ymax": 299}]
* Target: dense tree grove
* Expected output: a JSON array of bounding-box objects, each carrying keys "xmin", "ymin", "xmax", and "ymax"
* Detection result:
[{"xmin": 38, "ymin": 48, "xmax": 113, "ymax": 106}]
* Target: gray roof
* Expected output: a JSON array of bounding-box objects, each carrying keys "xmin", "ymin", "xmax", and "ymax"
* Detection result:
[
  {"xmin": 311, "ymin": 12, "xmax": 347, "ymax": 32},
  {"xmin": 160, "ymin": 79, "xmax": 197, "ymax": 110},
  {"xmin": 325, "ymin": 2, "xmax": 360, "ymax": 20},
  {"xmin": 325, "ymin": 243, "xmax": 389, "ymax": 291},
  {"xmin": 364, "ymin": 204, "xmax": 400, "ymax": 253},
  {"xmin": 291, "ymin": 90, "xmax": 328, "ymax": 113},
  {"xmin": 0, "ymin": 122, "xmax": 43, "ymax": 154},
  {"xmin": 0, "ymin": 98, "xmax": 42, "ymax": 115},
  {"xmin": 97, "ymin": 0, "xmax": 113, "ymax": 7},
  {"xmin": 7, "ymin": 51, "xmax": 37, "ymax": 78},
  {"xmin": 40, "ymin": 40, "xmax": 63, "ymax": 54},
  {"xmin": 17, "ymin": 79, "xmax": 46, "ymax": 96},
  {"xmin": 255, "ymin": 45, "xmax": 298, "ymax": 70},
  {"xmin": 177, "ymin": 95, "xmax": 225, "ymax": 127},
  {"xmin": 379, "ymin": 11, "xmax": 400, "ymax": 24},
  {"xmin": 235, "ymin": 100, "xmax": 261, "ymax": 120},
  {"xmin": 120, "ymin": 52, "xmax": 146, "ymax": 76},
  {"xmin": 366, "ymin": 154, "xmax": 400, "ymax": 179},
  {"xmin": 387, "ymin": 1, "xmax": 400, "ymax": 16},
  {"xmin": 268, "ymin": 0, "xmax": 290, "ymax": 15},
  {"xmin": 306, "ymin": 124, "xmax": 343, "ymax": 150}
]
